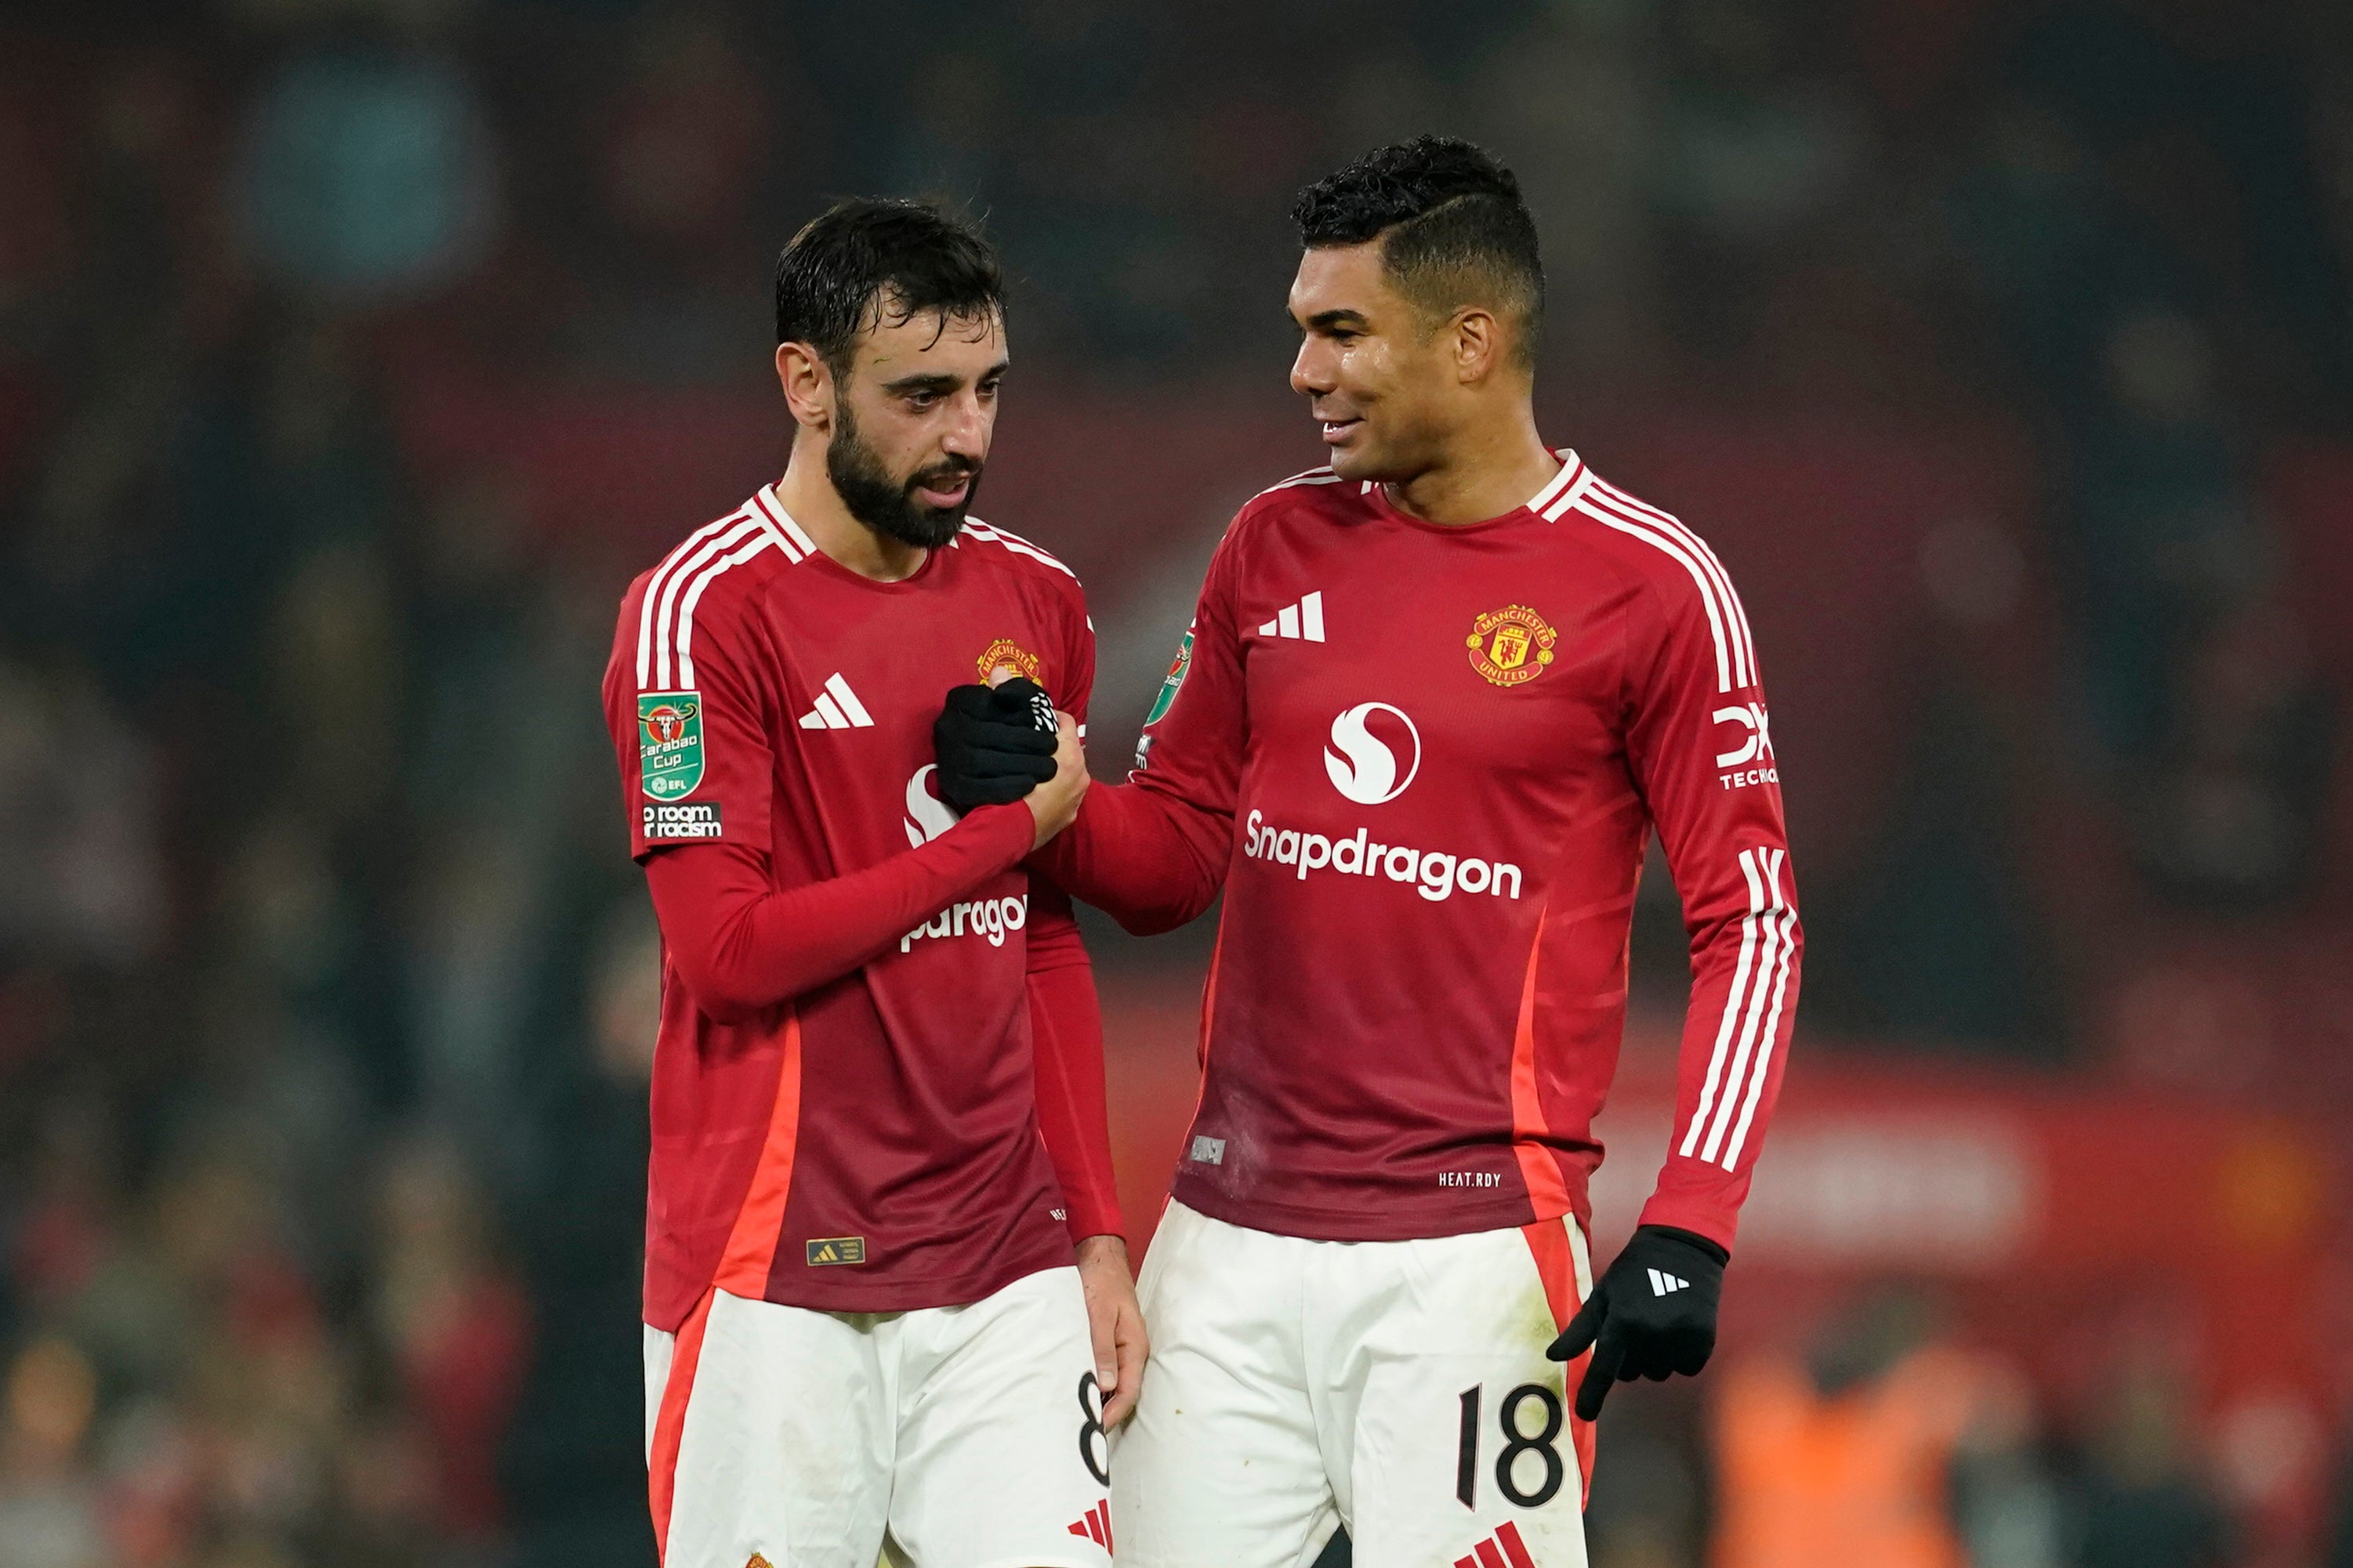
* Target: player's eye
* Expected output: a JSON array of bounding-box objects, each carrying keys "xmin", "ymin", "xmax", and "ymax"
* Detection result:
[{"xmin": 906, "ymin": 391, "xmax": 940, "ymax": 410}]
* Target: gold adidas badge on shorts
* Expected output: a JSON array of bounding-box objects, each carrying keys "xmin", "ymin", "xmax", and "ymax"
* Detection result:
[
  {"xmin": 1467, "ymin": 604, "xmax": 1557, "ymax": 687},
  {"xmin": 805, "ymin": 1236, "xmax": 867, "ymax": 1266}
]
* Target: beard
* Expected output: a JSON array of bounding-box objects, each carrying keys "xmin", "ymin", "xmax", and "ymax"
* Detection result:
[{"xmin": 826, "ymin": 401, "xmax": 982, "ymax": 550}]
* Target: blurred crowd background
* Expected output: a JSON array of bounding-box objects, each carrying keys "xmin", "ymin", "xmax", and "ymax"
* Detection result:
[{"xmin": 2, "ymin": 0, "xmax": 2351, "ymax": 1565}]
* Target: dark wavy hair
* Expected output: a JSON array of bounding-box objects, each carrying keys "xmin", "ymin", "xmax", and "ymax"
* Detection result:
[
  {"xmin": 774, "ymin": 197, "xmax": 1005, "ymax": 377},
  {"xmin": 1293, "ymin": 136, "xmax": 1543, "ymax": 368}
]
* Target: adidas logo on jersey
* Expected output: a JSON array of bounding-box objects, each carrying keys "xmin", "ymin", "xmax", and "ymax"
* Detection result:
[
  {"xmin": 1648, "ymin": 1268, "xmax": 1690, "ymax": 1296},
  {"xmin": 1067, "ymin": 1500, "xmax": 1112, "ymax": 1552},
  {"xmin": 797, "ymin": 673, "xmax": 874, "ymax": 730},
  {"xmin": 1258, "ymin": 591, "xmax": 1326, "ymax": 642}
]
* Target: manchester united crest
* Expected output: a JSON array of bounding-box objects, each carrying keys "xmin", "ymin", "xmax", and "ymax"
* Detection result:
[
  {"xmin": 1467, "ymin": 604, "xmax": 1557, "ymax": 687},
  {"xmin": 976, "ymin": 637, "xmax": 1042, "ymax": 685}
]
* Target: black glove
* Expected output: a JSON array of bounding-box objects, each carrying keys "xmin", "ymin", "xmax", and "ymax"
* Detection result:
[
  {"xmin": 1546, "ymin": 1225, "xmax": 1728, "ymax": 1419},
  {"xmin": 933, "ymin": 678, "xmax": 1059, "ymax": 809}
]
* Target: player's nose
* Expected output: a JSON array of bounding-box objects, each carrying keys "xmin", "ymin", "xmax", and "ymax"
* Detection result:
[
  {"xmin": 1290, "ymin": 337, "xmax": 1336, "ymax": 399},
  {"xmin": 940, "ymin": 392, "xmax": 990, "ymax": 461}
]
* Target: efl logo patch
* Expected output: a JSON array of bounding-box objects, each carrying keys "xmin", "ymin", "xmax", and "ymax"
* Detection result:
[
  {"xmin": 1187, "ymin": 1135, "xmax": 1226, "ymax": 1165},
  {"xmin": 806, "ymin": 1236, "xmax": 866, "ymax": 1266},
  {"xmin": 639, "ymin": 692, "xmax": 705, "ymax": 798},
  {"xmin": 977, "ymin": 637, "xmax": 1042, "ymax": 685},
  {"xmin": 1467, "ymin": 604, "xmax": 1557, "ymax": 688},
  {"xmin": 644, "ymin": 802, "xmax": 722, "ymax": 842}
]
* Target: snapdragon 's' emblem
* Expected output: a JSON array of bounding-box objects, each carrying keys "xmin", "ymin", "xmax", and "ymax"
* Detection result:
[
  {"xmin": 638, "ymin": 693, "xmax": 704, "ymax": 798},
  {"xmin": 1467, "ymin": 604, "xmax": 1557, "ymax": 688},
  {"xmin": 977, "ymin": 637, "xmax": 1041, "ymax": 685}
]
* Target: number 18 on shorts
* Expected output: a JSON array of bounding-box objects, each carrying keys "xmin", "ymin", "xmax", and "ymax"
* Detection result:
[{"xmin": 1113, "ymin": 1201, "xmax": 1596, "ymax": 1568}]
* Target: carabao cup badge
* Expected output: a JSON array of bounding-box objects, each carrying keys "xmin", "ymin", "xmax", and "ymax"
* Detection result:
[
  {"xmin": 1145, "ymin": 628, "xmax": 1195, "ymax": 725},
  {"xmin": 638, "ymin": 692, "xmax": 705, "ymax": 798},
  {"xmin": 1467, "ymin": 604, "xmax": 1557, "ymax": 687}
]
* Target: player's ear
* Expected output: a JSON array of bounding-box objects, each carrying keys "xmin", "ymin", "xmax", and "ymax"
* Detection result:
[
  {"xmin": 1452, "ymin": 306, "xmax": 1499, "ymax": 386},
  {"xmin": 775, "ymin": 341, "xmax": 836, "ymax": 434}
]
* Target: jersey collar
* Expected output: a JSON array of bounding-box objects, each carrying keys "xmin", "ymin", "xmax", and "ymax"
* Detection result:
[
  {"xmin": 1525, "ymin": 449, "xmax": 1590, "ymax": 519},
  {"xmin": 1362, "ymin": 447, "xmax": 1590, "ymax": 531}
]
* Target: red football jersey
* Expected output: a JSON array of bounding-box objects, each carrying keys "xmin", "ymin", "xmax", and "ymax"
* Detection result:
[
  {"xmin": 604, "ymin": 485, "xmax": 1098, "ymax": 1327},
  {"xmin": 1044, "ymin": 451, "xmax": 1800, "ymax": 1250}
]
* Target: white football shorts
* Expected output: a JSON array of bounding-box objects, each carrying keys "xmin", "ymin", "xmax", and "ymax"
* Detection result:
[
  {"xmin": 1113, "ymin": 1200, "xmax": 1597, "ymax": 1568},
  {"xmin": 644, "ymin": 1265, "xmax": 1115, "ymax": 1568}
]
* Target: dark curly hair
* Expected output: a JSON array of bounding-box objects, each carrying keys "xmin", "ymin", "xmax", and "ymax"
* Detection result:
[
  {"xmin": 774, "ymin": 197, "xmax": 1004, "ymax": 377},
  {"xmin": 1293, "ymin": 136, "xmax": 1543, "ymax": 368}
]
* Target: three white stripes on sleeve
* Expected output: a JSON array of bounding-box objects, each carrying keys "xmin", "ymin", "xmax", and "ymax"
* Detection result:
[
  {"xmin": 635, "ymin": 496, "xmax": 811, "ymax": 693},
  {"xmin": 1677, "ymin": 846, "xmax": 1795, "ymax": 1172}
]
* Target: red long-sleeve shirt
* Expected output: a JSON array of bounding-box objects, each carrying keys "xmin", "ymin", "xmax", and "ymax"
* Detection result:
[
  {"xmin": 604, "ymin": 484, "xmax": 1120, "ymax": 1329},
  {"xmin": 641, "ymin": 840, "xmax": 1124, "ymax": 1248},
  {"xmin": 1036, "ymin": 452, "xmax": 1800, "ymax": 1251}
]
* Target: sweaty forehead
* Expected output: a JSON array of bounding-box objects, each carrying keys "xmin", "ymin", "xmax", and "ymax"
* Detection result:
[
  {"xmin": 1290, "ymin": 243, "xmax": 1409, "ymax": 324},
  {"xmin": 854, "ymin": 302, "xmax": 1006, "ymax": 376}
]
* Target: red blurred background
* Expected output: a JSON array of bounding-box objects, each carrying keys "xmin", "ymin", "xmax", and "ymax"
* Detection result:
[{"xmin": 5, "ymin": 1, "xmax": 2352, "ymax": 1566}]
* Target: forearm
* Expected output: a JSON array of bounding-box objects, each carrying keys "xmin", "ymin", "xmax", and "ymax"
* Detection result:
[
  {"xmin": 1027, "ymin": 885, "xmax": 1124, "ymax": 1242},
  {"xmin": 644, "ymin": 806, "xmax": 1035, "ymax": 1022},
  {"xmin": 1614, "ymin": 527, "xmax": 1801, "ymax": 1253},
  {"xmin": 1641, "ymin": 893, "xmax": 1804, "ymax": 1250},
  {"xmin": 1029, "ymin": 779, "xmax": 1228, "ymax": 934}
]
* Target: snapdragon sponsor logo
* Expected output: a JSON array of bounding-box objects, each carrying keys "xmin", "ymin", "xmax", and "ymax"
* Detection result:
[
  {"xmin": 900, "ymin": 893, "xmax": 1028, "ymax": 954},
  {"xmin": 1323, "ymin": 701, "xmax": 1419, "ymax": 805},
  {"xmin": 904, "ymin": 764, "xmax": 959, "ymax": 846},
  {"xmin": 1242, "ymin": 809, "xmax": 1522, "ymax": 903},
  {"xmin": 896, "ymin": 766, "xmax": 1030, "ymax": 951}
]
